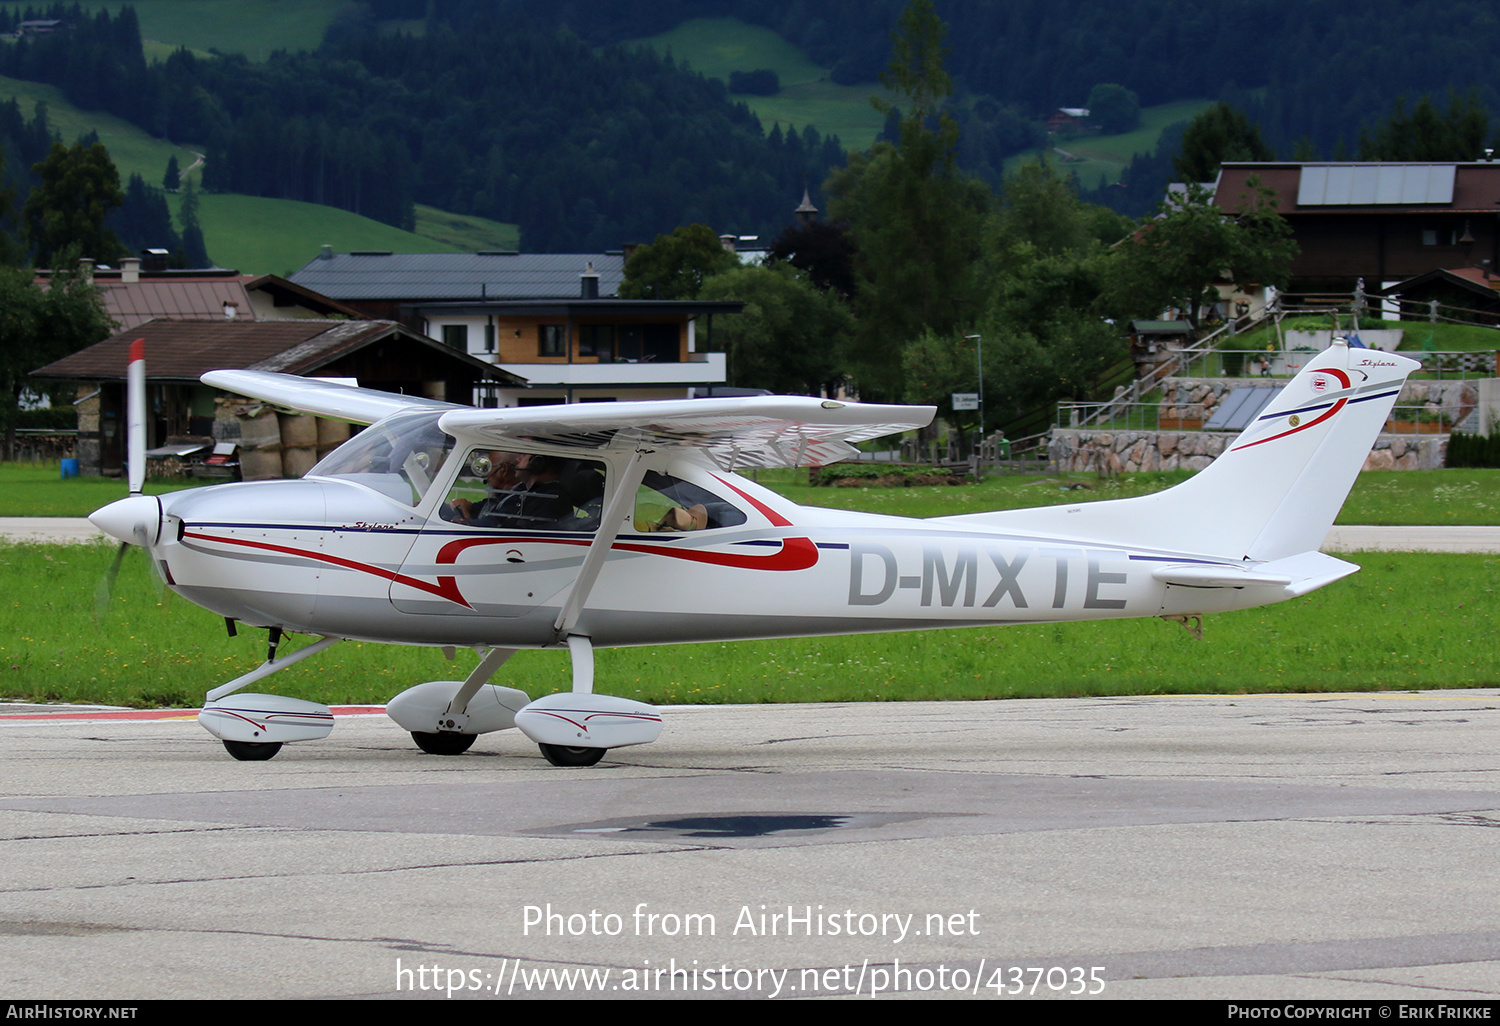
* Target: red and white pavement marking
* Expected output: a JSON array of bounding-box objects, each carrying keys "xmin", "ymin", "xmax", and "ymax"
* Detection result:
[{"xmin": 0, "ymin": 705, "xmax": 387, "ymax": 723}]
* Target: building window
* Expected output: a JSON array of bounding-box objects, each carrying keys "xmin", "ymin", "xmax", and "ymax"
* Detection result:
[
  {"xmin": 1422, "ymin": 228, "xmax": 1458, "ymax": 246},
  {"xmin": 578, "ymin": 324, "xmax": 614, "ymax": 360},
  {"xmin": 442, "ymin": 324, "xmax": 468, "ymax": 350},
  {"xmin": 539, "ymin": 324, "xmax": 566, "ymax": 357}
]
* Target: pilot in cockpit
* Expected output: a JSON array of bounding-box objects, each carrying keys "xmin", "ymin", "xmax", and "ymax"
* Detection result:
[{"xmin": 446, "ymin": 449, "xmax": 522, "ymax": 524}]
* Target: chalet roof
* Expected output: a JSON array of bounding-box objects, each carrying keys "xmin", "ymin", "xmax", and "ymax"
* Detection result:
[
  {"xmin": 1379, "ymin": 266, "xmax": 1500, "ymax": 299},
  {"xmin": 290, "ymin": 251, "xmax": 627, "ymax": 302},
  {"xmin": 1129, "ymin": 320, "xmax": 1192, "ymax": 335},
  {"xmin": 1214, "ymin": 162, "xmax": 1500, "ymax": 215},
  {"xmin": 111, "ymin": 279, "xmax": 244, "ymax": 325},
  {"xmin": 34, "ymin": 270, "xmax": 364, "ymax": 331},
  {"xmin": 31, "ymin": 318, "xmax": 522, "ymax": 385}
]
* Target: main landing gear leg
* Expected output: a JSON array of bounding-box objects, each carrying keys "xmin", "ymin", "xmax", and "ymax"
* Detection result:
[
  {"xmin": 407, "ymin": 647, "xmax": 517, "ymax": 755},
  {"xmin": 536, "ymin": 635, "xmax": 606, "ymax": 767}
]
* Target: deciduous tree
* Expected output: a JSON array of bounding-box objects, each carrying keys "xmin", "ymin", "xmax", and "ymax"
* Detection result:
[
  {"xmin": 619, "ymin": 223, "xmax": 738, "ymax": 300},
  {"xmin": 23, "ymin": 140, "xmax": 126, "ymax": 267},
  {"xmin": 1102, "ymin": 180, "xmax": 1296, "ymax": 329},
  {"xmin": 1087, "ymin": 83, "xmax": 1140, "ymax": 135},
  {"xmin": 699, "ymin": 263, "xmax": 852, "ymax": 395},
  {"xmin": 0, "ymin": 257, "xmax": 114, "ymax": 459}
]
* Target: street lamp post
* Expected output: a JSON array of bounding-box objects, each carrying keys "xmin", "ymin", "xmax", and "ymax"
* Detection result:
[{"xmin": 964, "ymin": 333, "xmax": 983, "ymax": 445}]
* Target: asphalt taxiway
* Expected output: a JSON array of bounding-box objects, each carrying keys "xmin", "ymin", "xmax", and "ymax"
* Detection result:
[{"xmin": 2, "ymin": 691, "xmax": 1498, "ymax": 1000}]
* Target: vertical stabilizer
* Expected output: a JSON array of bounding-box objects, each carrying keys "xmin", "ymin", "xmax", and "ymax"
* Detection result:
[{"xmin": 935, "ymin": 342, "xmax": 1420, "ymax": 560}]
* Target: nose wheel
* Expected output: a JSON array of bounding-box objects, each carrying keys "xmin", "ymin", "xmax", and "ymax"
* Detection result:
[
  {"xmin": 223, "ymin": 740, "xmax": 283, "ymax": 761},
  {"xmin": 539, "ymin": 743, "xmax": 606, "ymax": 767},
  {"xmin": 411, "ymin": 731, "xmax": 478, "ymax": 755}
]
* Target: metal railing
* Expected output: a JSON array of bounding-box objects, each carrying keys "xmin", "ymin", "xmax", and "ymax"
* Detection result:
[
  {"xmin": 842, "ymin": 426, "xmax": 1052, "ymax": 476},
  {"xmin": 1053, "ymin": 399, "xmax": 1462, "ymax": 436},
  {"xmin": 1172, "ymin": 348, "xmax": 1495, "ymax": 381}
]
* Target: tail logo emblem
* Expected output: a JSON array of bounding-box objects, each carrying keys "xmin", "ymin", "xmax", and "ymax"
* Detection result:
[
  {"xmin": 1311, "ymin": 376, "xmax": 1328, "ymax": 393},
  {"xmin": 1288, "ymin": 415, "xmax": 1301, "ymax": 427}
]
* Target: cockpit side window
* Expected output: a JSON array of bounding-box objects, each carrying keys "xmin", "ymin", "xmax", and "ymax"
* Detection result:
[
  {"xmin": 633, "ymin": 471, "xmax": 747, "ymax": 532},
  {"xmin": 438, "ymin": 447, "xmax": 606, "ymax": 533}
]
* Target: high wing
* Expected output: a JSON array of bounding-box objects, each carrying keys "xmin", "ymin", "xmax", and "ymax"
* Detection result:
[
  {"xmin": 202, "ymin": 369, "xmax": 461, "ymax": 425},
  {"xmin": 437, "ymin": 396, "xmax": 936, "ymax": 470},
  {"xmin": 203, "ymin": 370, "xmax": 933, "ymax": 469}
]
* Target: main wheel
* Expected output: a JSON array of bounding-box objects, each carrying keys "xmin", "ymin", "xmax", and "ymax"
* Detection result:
[
  {"xmin": 539, "ymin": 743, "xmax": 605, "ymax": 767},
  {"xmin": 411, "ymin": 730, "xmax": 477, "ymax": 755},
  {"xmin": 223, "ymin": 739, "xmax": 282, "ymax": 761}
]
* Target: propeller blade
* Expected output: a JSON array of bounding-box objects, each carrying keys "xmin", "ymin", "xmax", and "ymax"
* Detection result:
[
  {"xmin": 94, "ymin": 541, "xmax": 129, "ymax": 624},
  {"xmin": 127, "ymin": 338, "xmax": 146, "ymax": 495}
]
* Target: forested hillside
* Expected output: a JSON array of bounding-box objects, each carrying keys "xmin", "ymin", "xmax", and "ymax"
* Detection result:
[
  {"xmin": 0, "ymin": 4, "xmax": 846, "ymax": 252},
  {"xmin": 499, "ymin": 0, "xmax": 1500, "ymax": 159},
  {"xmin": 5, "ymin": 1, "xmax": 1500, "ymax": 254}
]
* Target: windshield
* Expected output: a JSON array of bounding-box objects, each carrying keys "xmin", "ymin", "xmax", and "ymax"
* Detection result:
[{"xmin": 308, "ymin": 409, "xmax": 457, "ymax": 506}]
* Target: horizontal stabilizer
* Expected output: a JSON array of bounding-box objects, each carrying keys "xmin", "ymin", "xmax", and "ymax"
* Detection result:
[
  {"xmin": 1154, "ymin": 551, "xmax": 1357, "ymax": 598},
  {"xmin": 1151, "ymin": 564, "xmax": 1293, "ymax": 588}
]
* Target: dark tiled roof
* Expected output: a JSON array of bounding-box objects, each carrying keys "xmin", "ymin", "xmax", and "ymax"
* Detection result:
[
  {"xmin": 33, "ymin": 320, "xmax": 379, "ymax": 382},
  {"xmin": 97, "ymin": 278, "xmax": 254, "ymax": 329},
  {"xmin": 32, "ymin": 319, "xmax": 521, "ymax": 386},
  {"xmin": 290, "ymin": 252, "xmax": 625, "ymax": 301},
  {"xmin": 34, "ymin": 272, "xmax": 365, "ymax": 331}
]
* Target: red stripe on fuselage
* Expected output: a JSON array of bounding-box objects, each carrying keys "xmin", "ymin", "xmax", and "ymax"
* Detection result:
[
  {"xmin": 185, "ymin": 526, "xmax": 819, "ymax": 610},
  {"xmin": 183, "ymin": 531, "xmax": 472, "ymax": 607}
]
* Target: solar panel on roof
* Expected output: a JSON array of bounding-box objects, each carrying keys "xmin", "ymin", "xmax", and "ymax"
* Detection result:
[
  {"xmin": 1297, "ymin": 164, "xmax": 1455, "ymax": 206},
  {"xmin": 1203, "ymin": 385, "xmax": 1284, "ymax": 431}
]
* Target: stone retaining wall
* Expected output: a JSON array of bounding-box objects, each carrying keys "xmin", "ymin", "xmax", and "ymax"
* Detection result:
[
  {"xmin": 1158, "ymin": 377, "xmax": 1479, "ymax": 431},
  {"xmin": 1049, "ymin": 427, "xmax": 1448, "ymax": 473},
  {"xmin": 1047, "ymin": 375, "xmax": 1480, "ymax": 475}
]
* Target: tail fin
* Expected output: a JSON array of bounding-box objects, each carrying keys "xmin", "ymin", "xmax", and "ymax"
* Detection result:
[{"xmin": 939, "ymin": 341, "xmax": 1420, "ymax": 561}]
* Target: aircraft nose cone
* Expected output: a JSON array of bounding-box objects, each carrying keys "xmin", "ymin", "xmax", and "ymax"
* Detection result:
[{"xmin": 89, "ymin": 494, "xmax": 163, "ymax": 546}]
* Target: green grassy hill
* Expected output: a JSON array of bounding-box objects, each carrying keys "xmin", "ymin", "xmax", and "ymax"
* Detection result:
[
  {"xmin": 0, "ymin": 73, "xmax": 192, "ymax": 185},
  {"xmin": 0, "ymin": 73, "xmax": 518, "ymax": 272},
  {"xmin": 630, "ymin": 17, "xmax": 894, "ymax": 152},
  {"xmin": 632, "ymin": 17, "xmax": 1201, "ymax": 180},
  {"xmin": 177, "ymin": 194, "xmax": 459, "ymax": 278},
  {"xmin": 1005, "ymin": 99, "xmax": 1212, "ymax": 188},
  {"xmin": 0, "ymin": 0, "xmax": 344, "ymax": 62}
]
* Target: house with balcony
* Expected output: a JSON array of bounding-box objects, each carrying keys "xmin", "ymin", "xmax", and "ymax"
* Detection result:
[
  {"xmin": 290, "ymin": 250, "xmax": 743, "ymax": 406},
  {"xmin": 1213, "ymin": 161, "xmax": 1500, "ymax": 298}
]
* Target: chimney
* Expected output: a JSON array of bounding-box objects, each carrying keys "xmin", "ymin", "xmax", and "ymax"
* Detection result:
[
  {"xmin": 77, "ymin": 258, "xmax": 94, "ymax": 283},
  {"xmin": 121, "ymin": 257, "xmax": 141, "ymax": 284},
  {"xmin": 581, "ymin": 261, "xmax": 599, "ymax": 300},
  {"xmin": 720, "ymin": 234, "xmax": 737, "ymax": 253},
  {"xmin": 223, "ymin": 301, "xmax": 239, "ymax": 321},
  {"xmin": 320, "ymin": 244, "xmax": 333, "ymax": 260}
]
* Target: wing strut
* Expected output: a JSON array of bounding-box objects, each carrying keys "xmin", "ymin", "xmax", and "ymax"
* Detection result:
[{"xmin": 552, "ymin": 448, "xmax": 653, "ymax": 639}]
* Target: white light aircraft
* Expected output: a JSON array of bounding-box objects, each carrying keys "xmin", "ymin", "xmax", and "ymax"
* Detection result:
[{"xmin": 91, "ymin": 339, "xmax": 1418, "ymax": 765}]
